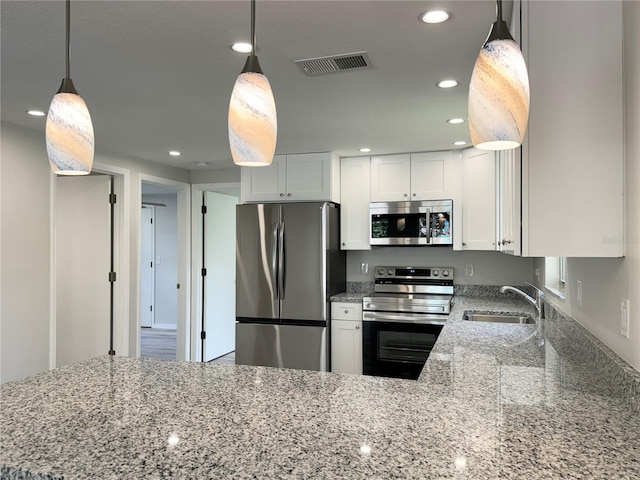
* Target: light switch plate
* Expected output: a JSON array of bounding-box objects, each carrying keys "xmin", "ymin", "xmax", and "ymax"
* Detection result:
[
  {"xmin": 361, "ymin": 262, "xmax": 369, "ymax": 275},
  {"xmin": 620, "ymin": 299, "xmax": 630, "ymax": 339},
  {"xmin": 577, "ymin": 280, "xmax": 583, "ymax": 307},
  {"xmin": 465, "ymin": 264, "xmax": 474, "ymax": 277}
]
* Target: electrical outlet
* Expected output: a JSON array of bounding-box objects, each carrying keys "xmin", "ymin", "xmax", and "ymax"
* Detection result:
[
  {"xmin": 360, "ymin": 262, "xmax": 369, "ymax": 275},
  {"xmin": 620, "ymin": 299, "xmax": 630, "ymax": 339},
  {"xmin": 577, "ymin": 280, "xmax": 583, "ymax": 308},
  {"xmin": 465, "ymin": 264, "xmax": 474, "ymax": 277}
]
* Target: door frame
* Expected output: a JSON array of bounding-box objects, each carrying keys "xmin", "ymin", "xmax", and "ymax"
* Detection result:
[
  {"xmin": 190, "ymin": 182, "xmax": 240, "ymax": 362},
  {"xmin": 139, "ymin": 204, "xmax": 156, "ymax": 328},
  {"xmin": 49, "ymin": 163, "xmax": 131, "ymax": 369},
  {"xmin": 138, "ymin": 174, "xmax": 191, "ymax": 361}
]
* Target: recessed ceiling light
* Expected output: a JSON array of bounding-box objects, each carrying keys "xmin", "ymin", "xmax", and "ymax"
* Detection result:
[
  {"xmin": 168, "ymin": 150, "xmax": 181, "ymax": 156},
  {"xmin": 453, "ymin": 141, "xmax": 467, "ymax": 146},
  {"xmin": 420, "ymin": 10, "xmax": 450, "ymax": 24},
  {"xmin": 359, "ymin": 147, "xmax": 371, "ymax": 153},
  {"xmin": 447, "ymin": 118, "xmax": 465, "ymax": 124},
  {"xmin": 231, "ymin": 42, "xmax": 253, "ymax": 53},
  {"xmin": 437, "ymin": 80, "xmax": 458, "ymax": 89},
  {"xmin": 193, "ymin": 161, "xmax": 209, "ymax": 167},
  {"xmin": 27, "ymin": 109, "xmax": 46, "ymax": 117}
]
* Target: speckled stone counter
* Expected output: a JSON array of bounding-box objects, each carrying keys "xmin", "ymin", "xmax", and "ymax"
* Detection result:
[{"xmin": 2, "ymin": 296, "xmax": 640, "ymax": 479}]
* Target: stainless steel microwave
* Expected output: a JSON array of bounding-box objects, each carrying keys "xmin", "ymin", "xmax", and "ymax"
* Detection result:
[{"xmin": 370, "ymin": 200, "xmax": 453, "ymax": 246}]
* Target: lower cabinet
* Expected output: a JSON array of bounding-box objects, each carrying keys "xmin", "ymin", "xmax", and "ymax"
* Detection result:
[{"xmin": 331, "ymin": 302, "xmax": 363, "ymax": 375}]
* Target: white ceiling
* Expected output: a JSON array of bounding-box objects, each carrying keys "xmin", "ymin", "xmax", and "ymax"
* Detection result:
[{"xmin": 1, "ymin": 1, "xmax": 508, "ymax": 171}]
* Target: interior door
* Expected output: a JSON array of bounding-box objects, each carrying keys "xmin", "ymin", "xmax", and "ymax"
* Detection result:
[
  {"xmin": 203, "ymin": 192, "xmax": 238, "ymax": 361},
  {"xmin": 140, "ymin": 206, "xmax": 155, "ymax": 328},
  {"xmin": 55, "ymin": 175, "xmax": 111, "ymax": 367}
]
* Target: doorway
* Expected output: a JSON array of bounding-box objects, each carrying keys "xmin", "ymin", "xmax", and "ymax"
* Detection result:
[{"xmin": 140, "ymin": 182, "xmax": 179, "ymax": 359}]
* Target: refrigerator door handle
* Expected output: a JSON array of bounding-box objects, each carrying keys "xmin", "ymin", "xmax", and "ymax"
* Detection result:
[
  {"xmin": 272, "ymin": 222, "xmax": 279, "ymax": 300},
  {"xmin": 278, "ymin": 221, "xmax": 285, "ymax": 300}
]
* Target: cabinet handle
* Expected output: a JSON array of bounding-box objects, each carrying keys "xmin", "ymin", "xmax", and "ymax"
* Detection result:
[
  {"xmin": 280, "ymin": 193, "xmax": 285, "ymax": 197},
  {"xmin": 404, "ymin": 193, "xmax": 408, "ymax": 197},
  {"xmin": 412, "ymin": 193, "xmax": 416, "ymax": 197},
  {"xmin": 287, "ymin": 193, "xmax": 292, "ymax": 197},
  {"xmin": 355, "ymin": 325, "xmax": 360, "ymax": 330},
  {"xmin": 462, "ymin": 242, "xmax": 467, "ymax": 247}
]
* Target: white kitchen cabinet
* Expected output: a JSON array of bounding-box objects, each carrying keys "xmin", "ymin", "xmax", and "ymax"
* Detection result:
[
  {"xmin": 331, "ymin": 302, "xmax": 362, "ymax": 375},
  {"xmin": 340, "ymin": 157, "xmax": 371, "ymax": 250},
  {"xmin": 370, "ymin": 151, "xmax": 457, "ymax": 202},
  {"xmin": 520, "ymin": 0, "xmax": 624, "ymax": 257},
  {"xmin": 496, "ymin": 148, "xmax": 521, "ymax": 256},
  {"xmin": 460, "ymin": 148, "xmax": 496, "ymax": 251},
  {"xmin": 241, "ymin": 152, "xmax": 340, "ymax": 203},
  {"xmin": 370, "ymin": 154, "xmax": 411, "ymax": 202}
]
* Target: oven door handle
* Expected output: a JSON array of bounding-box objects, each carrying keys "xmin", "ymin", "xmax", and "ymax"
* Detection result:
[{"xmin": 362, "ymin": 311, "xmax": 446, "ymax": 325}]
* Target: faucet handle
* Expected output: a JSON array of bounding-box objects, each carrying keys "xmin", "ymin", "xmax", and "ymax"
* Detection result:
[{"xmin": 526, "ymin": 282, "xmax": 544, "ymax": 298}]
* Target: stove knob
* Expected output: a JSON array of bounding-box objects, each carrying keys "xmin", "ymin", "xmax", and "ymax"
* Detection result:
[
  {"xmin": 377, "ymin": 268, "xmax": 385, "ymax": 276},
  {"xmin": 433, "ymin": 269, "xmax": 439, "ymax": 276},
  {"xmin": 442, "ymin": 270, "xmax": 450, "ymax": 277},
  {"xmin": 387, "ymin": 268, "xmax": 394, "ymax": 276}
]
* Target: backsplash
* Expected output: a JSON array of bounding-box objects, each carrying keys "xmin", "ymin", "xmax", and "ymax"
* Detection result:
[{"xmin": 542, "ymin": 298, "xmax": 640, "ymax": 413}]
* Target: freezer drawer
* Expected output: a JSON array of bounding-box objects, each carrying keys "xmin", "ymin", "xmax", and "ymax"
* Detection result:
[{"xmin": 235, "ymin": 322, "xmax": 328, "ymax": 371}]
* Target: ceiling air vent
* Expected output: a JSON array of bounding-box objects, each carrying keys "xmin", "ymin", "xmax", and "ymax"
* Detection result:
[{"xmin": 294, "ymin": 51, "xmax": 374, "ymax": 76}]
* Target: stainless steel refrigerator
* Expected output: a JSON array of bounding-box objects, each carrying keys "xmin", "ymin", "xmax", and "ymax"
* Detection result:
[{"xmin": 235, "ymin": 202, "xmax": 345, "ymax": 371}]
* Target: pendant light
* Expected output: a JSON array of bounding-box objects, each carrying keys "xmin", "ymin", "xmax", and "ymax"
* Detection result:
[
  {"xmin": 46, "ymin": 0, "xmax": 94, "ymax": 175},
  {"xmin": 228, "ymin": 0, "xmax": 277, "ymax": 167},
  {"xmin": 468, "ymin": 0, "xmax": 529, "ymax": 151}
]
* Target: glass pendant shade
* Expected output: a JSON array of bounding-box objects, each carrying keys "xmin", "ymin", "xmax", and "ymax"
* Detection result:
[
  {"xmin": 228, "ymin": 71, "xmax": 277, "ymax": 167},
  {"xmin": 46, "ymin": 90, "xmax": 95, "ymax": 175},
  {"xmin": 468, "ymin": 13, "xmax": 530, "ymax": 151}
]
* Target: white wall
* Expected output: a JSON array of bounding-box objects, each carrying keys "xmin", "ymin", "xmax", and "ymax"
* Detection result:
[
  {"xmin": 534, "ymin": 2, "xmax": 640, "ymax": 372},
  {"xmin": 1, "ymin": 123, "xmax": 52, "ymax": 383},
  {"xmin": 348, "ymin": 248, "xmax": 534, "ymax": 286},
  {"xmin": 0, "ymin": 121, "xmax": 191, "ymax": 382},
  {"xmin": 190, "ymin": 167, "xmax": 240, "ymax": 185},
  {"xmin": 142, "ymin": 193, "xmax": 178, "ymax": 328}
]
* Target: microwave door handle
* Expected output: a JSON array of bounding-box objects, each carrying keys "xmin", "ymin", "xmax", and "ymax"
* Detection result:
[
  {"xmin": 426, "ymin": 209, "xmax": 432, "ymax": 244},
  {"xmin": 278, "ymin": 221, "xmax": 285, "ymax": 300},
  {"xmin": 272, "ymin": 223, "xmax": 279, "ymax": 300}
]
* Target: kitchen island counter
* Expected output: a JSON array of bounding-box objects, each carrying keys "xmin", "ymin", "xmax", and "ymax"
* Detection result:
[{"xmin": 2, "ymin": 296, "xmax": 639, "ymax": 479}]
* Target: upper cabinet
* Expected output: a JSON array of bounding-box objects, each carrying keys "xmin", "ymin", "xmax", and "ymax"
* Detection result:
[
  {"xmin": 496, "ymin": 148, "xmax": 521, "ymax": 256},
  {"xmin": 241, "ymin": 152, "xmax": 340, "ymax": 204},
  {"xmin": 521, "ymin": 0, "xmax": 624, "ymax": 257},
  {"xmin": 459, "ymin": 148, "xmax": 496, "ymax": 251},
  {"xmin": 340, "ymin": 157, "xmax": 371, "ymax": 250},
  {"xmin": 370, "ymin": 151, "xmax": 457, "ymax": 202}
]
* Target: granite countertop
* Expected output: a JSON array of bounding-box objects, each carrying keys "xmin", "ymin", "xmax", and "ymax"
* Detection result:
[
  {"xmin": 2, "ymin": 296, "xmax": 640, "ymax": 479},
  {"xmin": 330, "ymin": 291, "xmax": 369, "ymax": 302}
]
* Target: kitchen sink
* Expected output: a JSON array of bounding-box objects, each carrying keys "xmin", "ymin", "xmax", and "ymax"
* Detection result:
[{"xmin": 463, "ymin": 312, "xmax": 535, "ymax": 324}]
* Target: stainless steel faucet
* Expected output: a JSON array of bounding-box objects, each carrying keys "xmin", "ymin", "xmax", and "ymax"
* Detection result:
[{"xmin": 500, "ymin": 285, "xmax": 544, "ymax": 318}]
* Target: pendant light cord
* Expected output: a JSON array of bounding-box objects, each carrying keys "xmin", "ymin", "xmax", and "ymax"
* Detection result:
[
  {"xmin": 65, "ymin": 0, "xmax": 71, "ymax": 80},
  {"xmin": 251, "ymin": 0, "xmax": 256, "ymax": 55}
]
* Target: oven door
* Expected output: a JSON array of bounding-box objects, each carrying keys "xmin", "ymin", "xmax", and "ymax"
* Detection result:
[{"xmin": 362, "ymin": 313, "xmax": 444, "ymax": 380}]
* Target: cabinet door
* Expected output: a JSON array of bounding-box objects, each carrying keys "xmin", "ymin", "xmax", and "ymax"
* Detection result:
[
  {"xmin": 461, "ymin": 148, "xmax": 496, "ymax": 251},
  {"xmin": 521, "ymin": 0, "xmax": 623, "ymax": 257},
  {"xmin": 340, "ymin": 157, "xmax": 371, "ymax": 250},
  {"xmin": 370, "ymin": 154, "xmax": 411, "ymax": 202},
  {"xmin": 331, "ymin": 319, "xmax": 363, "ymax": 375},
  {"xmin": 410, "ymin": 151, "xmax": 456, "ymax": 200},
  {"xmin": 240, "ymin": 155, "xmax": 287, "ymax": 203},
  {"xmin": 497, "ymin": 149, "xmax": 521, "ymax": 256},
  {"xmin": 285, "ymin": 152, "xmax": 332, "ymax": 201}
]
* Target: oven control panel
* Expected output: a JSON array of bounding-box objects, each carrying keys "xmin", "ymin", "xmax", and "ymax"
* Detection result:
[{"xmin": 374, "ymin": 266, "xmax": 453, "ymax": 280}]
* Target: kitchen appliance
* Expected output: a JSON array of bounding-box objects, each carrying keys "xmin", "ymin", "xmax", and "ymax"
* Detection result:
[
  {"xmin": 370, "ymin": 200, "xmax": 453, "ymax": 246},
  {"xmin": 362, "ymin": 266, "xmax": 453, "ymax": 379},
  {"xmin": 235, "ymin": 202, "xmax": 345, "ymax": 372}
]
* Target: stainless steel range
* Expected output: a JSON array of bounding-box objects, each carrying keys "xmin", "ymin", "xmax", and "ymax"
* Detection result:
[{"xmin": 362, "ymin": 266, "xmax": 454, "ymax": 379}]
